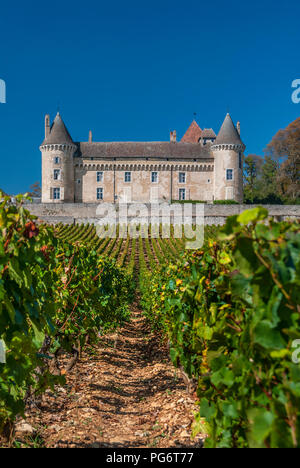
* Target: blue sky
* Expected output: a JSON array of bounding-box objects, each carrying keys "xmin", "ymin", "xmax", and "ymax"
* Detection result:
[{"xmin": 0, "ymin": 0, "xmax": 299, "ymax": 194}]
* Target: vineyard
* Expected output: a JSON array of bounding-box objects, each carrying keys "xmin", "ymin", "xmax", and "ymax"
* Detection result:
[
  {"xmin": 54, "ymin": 223, "xmax": 217, "ymax": 275},
  {"xmin": 0, "ymin": 194, "xmax": 300, "ymax": 448}
]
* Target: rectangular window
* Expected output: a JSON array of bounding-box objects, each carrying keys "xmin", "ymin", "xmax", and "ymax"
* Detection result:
[
  {"xmin": 124, "ymin": 171, "xmax": 131, "ymax": 183},
  {"xmin": 53, "ymin": 169, "xmax": 61, "ymax": 180},
  {"xmin": 226, "ymin": 169, "xmax": 233, "ymax": 181},
  {"xmin": 239, "ymin": 153, "xmax": 242, "ymax": 169},
  {"xmin": 179, "ymin": 188, "xmax": 186, "ymax": 201},
  {"xmin": 97, "ymin": 187, "xmax": 103, "ymax": 200},
  {"xmin": 151, "ymin": 171, "xmax": 158, "ymax": 183},
  {"xmin": 54, "ymin": 156, "xmax": 60, "ymax": 164},
  {"xmin": 53, "ymin": 188, "xmax": 60, "ymax": 200},
  {"xmin": 179, "ymin": 172, "xmax": 186, "ymax": 183},
  {"xmin": 97, "ymin": 171, "xmax": 103, "ymax": 182}
]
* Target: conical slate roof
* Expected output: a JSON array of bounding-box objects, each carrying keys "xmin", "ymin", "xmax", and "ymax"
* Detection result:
[
  {"xmin": 41, "ymin": 113, "xmax": 74, "ymax": 145},
  {"xmin": 215, "ymin": 113, "xmax": 243, "ymax": 146}
]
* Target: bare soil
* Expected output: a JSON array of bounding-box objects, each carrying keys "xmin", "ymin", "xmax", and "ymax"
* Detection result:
[{"xmin": 14, "ymin": 298, "xmax": 204, "ymax": 448}]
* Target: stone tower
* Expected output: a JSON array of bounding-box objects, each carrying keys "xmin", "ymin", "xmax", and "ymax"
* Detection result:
[
  {"xmin": 212, "ymin": 113, "xmax": 245, "ymax": 203},
  {"xmin": 40, "ymin": 113, "xmax": 76, "ymax": 203}
]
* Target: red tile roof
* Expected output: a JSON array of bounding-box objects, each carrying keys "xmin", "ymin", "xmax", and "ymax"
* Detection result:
[{"xmin": 181, "ymin": 120, "xmax": 202, "ymax": 143}]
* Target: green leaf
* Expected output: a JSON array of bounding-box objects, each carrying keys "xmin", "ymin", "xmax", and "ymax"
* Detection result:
[
  {"xmin": 221, "ymin": 402, "xmax": 239, "ymax": 419},
  {"xmin": 248, "ymin": 409, "xmax": 274, "ymax": 447},
  {"xmin": 4, "ymin": 297, "xmax": 15, "ymax": 323},
  {"xmin": 200, "ymin": 398, "xmax": 217, "ymax": 421},
  {"xmin": 237, "ymin": 207, "xmax": 268, "ymax": 225},
  {"xmin": 253, "ymin": 321, "xmax": 286, "ymax": 350},
  {"xmin": 30, "ymin": 319, "xmax": 45, "ymax": 348}
]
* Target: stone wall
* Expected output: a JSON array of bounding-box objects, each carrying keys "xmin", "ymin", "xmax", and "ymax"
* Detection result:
[
  {"xmin": 26, "ymin": 203, "xmax": 300, "ymax": 226},
  {"xmin": 74, "ymin": 161, "xmax": 215, "ymax": 203}
]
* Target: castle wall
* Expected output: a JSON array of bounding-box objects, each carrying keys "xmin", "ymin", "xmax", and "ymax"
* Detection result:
[
  {"xmin": 26, "ymin": 203, "xmax": 300, "ymax": 226},
  {"xmin": 74, "ymin": 160, "xmax": 215, "ymax": 203}
]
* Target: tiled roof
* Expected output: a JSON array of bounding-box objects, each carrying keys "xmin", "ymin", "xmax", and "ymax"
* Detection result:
[
  {"xmin": 77, "ymin": 141, "xmax": 213, "ymax": 160},
  {"xmin": 181, "ymin": 120, "xmax": 202, "ymax": 143},
  {"xmin": 201, "ymin": 128, "xmax": 216, "ymax": 138}
]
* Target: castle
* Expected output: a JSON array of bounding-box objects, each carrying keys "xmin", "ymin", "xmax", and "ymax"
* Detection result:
[{"xmin": 40, "ymin": 113, "xmax": 245, "ymax": 204}]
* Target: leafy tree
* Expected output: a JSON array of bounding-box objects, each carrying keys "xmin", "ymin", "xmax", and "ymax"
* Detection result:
[
  {"xmin": 243, "ymin": 154, "xmax": 263, "ymax": 203},
  {"xmin": 261, "ymin": 155, "xmax": 278, "ymax": 196},
  {"xmin": 266, "ymin": 118, "xmax": 300, "ymax": 202},
  {"xmin": 28, "ymin": 182, "xmax": 41, "ymax": 198}
]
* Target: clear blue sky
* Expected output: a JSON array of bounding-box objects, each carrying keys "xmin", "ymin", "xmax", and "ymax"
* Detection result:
[{"xmin": 0, "ymin": 0, "xmax": 299, "ymax": 194}]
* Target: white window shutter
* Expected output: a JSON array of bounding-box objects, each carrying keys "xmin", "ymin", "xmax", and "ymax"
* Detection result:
[{"xmin": 226, "ymin": 187, "xmax": 234, "ymax": 200}]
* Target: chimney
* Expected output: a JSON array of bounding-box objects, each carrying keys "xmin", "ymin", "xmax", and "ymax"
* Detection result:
[
  {"xmin": 170, "ymin": 130, "xmax": 177, "ymax": 143},
  {"xmin": 88, "ymin": 130, "xmax": 92, "ymax": 143},
  {"xmin": 45, "ymin": 114, "xmax": 50, "ymax": 139},
  {"xmin": 236, "ymin": 121, "xmax": 241, "ymax": 135}
]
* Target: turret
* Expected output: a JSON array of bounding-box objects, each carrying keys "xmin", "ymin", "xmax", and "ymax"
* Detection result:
[
  {"xmin": 212, "ymin": 113, "xmax": 245, "ymax": 203},
  {"xmin": 40, "ymin": 113, "xmax": 77, "ymax": 203}
]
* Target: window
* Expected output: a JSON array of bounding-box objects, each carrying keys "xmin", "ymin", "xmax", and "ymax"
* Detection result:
[
  {"xmin": 226, "ymin": 169, "xmax": 233, "ymax": 181},
  {"xmin": 124, "ymin": 171, "xmax": 131, "ymax": 183},
  {"xmin": 151, "ymin": 171, "xmax": 158, "ymax": 183},
  {"xmin": 97, "ymin": 171, "xmax": 103, "ymax": 182},
  {"xmin": 179, "ymin": 172, "xmax": 186, "ymax": 183},
  {"xmin": 53, "ymin": 188, "xmax": 60, "ymax": 200},
  {"xmin": 97, "ymin": 188, "xmax": 103, "ymax": 200},
  {"xmin": 239, "ymin": 152, "xmax": 242, "ymax": 169},
  {"xmin": 208, "ymin": 179, "xmax": 211, "ymax": 183},
  {"xmin": 54, "ymin": 156, "xmax": 60, "ymax": 164},
  {"xmin": 53, "ymin": 169, "xmax": 61, "ymax": 180},
  {"xmin": 179, "ymin": 188, "xmax": 186, "ymax": 201},
  {"xmin": 77, "ymin": 179, "xmax": 81, "ymax": 184}
]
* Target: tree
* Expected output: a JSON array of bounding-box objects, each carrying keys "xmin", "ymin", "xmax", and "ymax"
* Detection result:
[
  {"xmin": 266, "ymin": 118, "xmax": 300, "ymax": 202},
  {"xmin": 28, "ymin": 182, "xmax": 41, "ymax": 198},
  {"xmin": 243, "ymin": 154, "xmax": 263, "ymax": 203},
  {"xmin": 260, "ymin": 155, "xmax": 279, "ymax": 199}
]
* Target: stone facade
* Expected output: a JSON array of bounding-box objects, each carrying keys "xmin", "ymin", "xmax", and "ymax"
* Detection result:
[{"xmin": 40, "ymin": 113, "xmax": 245, "ymax": 204}]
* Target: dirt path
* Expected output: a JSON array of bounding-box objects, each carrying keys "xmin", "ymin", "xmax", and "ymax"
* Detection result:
[{"xmin": 19, "ymin": 298, "xmax": 204, "ymax": 448}]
